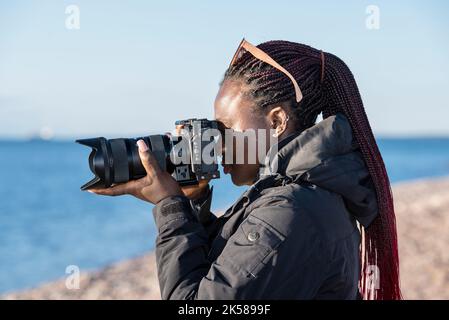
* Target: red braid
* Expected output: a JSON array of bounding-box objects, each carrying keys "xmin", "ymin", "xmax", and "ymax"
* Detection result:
[{"xmin": 323, "ymin": 52, "xmax": 401, "ymax": 300}]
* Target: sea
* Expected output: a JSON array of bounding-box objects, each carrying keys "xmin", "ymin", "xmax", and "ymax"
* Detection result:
[{"xmin": 1, "ymin": 138, "xmax": 449, "ymax": 293}]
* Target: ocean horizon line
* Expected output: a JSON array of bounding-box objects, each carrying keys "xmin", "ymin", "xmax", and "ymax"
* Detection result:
[{"xmin": 2, "ymin": 134, "xmax": 449, "ymax": 143}]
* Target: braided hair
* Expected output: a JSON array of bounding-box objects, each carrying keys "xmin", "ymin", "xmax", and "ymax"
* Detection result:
[{"xmin": 222, "ymin": 40, "xmax": 401, "ymax": 300}]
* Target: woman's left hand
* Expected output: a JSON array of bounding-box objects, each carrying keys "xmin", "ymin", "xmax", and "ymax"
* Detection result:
[{"xmin": 89, "ymin": 140, "xmax": 183, "ymax": 204}]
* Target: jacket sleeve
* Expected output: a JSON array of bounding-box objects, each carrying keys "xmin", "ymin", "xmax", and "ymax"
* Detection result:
[
  {"xmin": 189, "ymin": 185, "xmax": 217, "ymax": 229},
  {"xmin": 152, "ymin": 195, "xmax": 318, "ymax": 299}
]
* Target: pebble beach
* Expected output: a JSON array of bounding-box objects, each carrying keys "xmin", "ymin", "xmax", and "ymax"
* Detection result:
[{"xmin": 2, "ymin": 176, "xmax": 449, "ymax": 300}]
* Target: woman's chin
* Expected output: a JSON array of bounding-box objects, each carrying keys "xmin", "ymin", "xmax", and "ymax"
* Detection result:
[
  {"xmin": 226, "ymin": 164, "xmax": 259, "ymax": 186},
  {"xmin": 230, "ymin": 172, "xmax": 243, "ymax": 186},
  {"xmin": 230, "ymin": 172, "xmax": 252, "ymax": 186}
]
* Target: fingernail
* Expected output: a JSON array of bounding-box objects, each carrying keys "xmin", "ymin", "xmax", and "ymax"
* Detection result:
[{"xmin": 137, "ymin": 139, "xmax": 148, "ymax": 152}]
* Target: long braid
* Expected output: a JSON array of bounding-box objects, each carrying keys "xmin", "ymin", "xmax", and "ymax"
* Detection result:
[
  {"xmin": 322, "ymin": 52, "xmax": 401, "ymax": 300},
  {"xmin": 222, "ymin": 40, "xmax": 401, "ymax": 300}
]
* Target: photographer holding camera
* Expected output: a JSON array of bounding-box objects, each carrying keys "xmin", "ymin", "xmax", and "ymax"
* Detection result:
[{"xmin": 88, "ymin": 39, "xmax": 401, "ymax": 300}]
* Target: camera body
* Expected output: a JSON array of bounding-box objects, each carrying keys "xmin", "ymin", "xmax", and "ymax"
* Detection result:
[
  {"xmin": 172, "ymin": 118, "xmax": 221, "ymax": 184},
  {"xmin": 77, "ymin": 118, "xmax": 220, "ymax": 190}
]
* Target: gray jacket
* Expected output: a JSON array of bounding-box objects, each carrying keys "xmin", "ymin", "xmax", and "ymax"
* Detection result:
[{"xmin": 152, "ymin": 113, "xmax": 378, "ymax": 299}]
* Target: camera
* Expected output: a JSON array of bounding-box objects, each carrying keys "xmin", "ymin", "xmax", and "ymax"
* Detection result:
[{"xmin": 77, "ymin": 118, "xmax": 221, "ymax": 190}]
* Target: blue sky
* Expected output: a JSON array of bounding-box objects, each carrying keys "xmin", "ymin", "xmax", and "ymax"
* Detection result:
[{"xmin": 0, "ymin": 0, "xmax": 448, "ymax": 138}]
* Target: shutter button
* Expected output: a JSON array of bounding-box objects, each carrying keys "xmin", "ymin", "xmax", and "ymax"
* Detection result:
[{"xmin": 248, "ymin": 231, "xmax": 260, "ymax": 242}]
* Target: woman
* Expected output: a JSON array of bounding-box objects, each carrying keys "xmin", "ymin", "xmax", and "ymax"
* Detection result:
[{"xmin": 91, "ymin": 39, "xmax": 401, "ymax": 300}]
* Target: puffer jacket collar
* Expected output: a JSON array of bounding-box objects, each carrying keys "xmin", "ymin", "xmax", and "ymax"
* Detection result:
[{"xmin": 259, "ymin": 113, "xmax": 379, "ymax": 227}]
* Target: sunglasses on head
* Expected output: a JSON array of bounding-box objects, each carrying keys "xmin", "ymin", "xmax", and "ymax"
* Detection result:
[{"xmin": 229, "ymin": 38, "xmax": 303, "ymax": 103}]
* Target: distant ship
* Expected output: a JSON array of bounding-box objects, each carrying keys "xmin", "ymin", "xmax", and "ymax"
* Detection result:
[{"xmin": 27, "ymin": 126, "xmax": 55, "ymax": 141}]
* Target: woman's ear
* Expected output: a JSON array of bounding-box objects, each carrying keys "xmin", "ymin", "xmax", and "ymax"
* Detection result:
[{"xmin": 267, "ymin": 106, "xmax": 290, "ymax": 137}]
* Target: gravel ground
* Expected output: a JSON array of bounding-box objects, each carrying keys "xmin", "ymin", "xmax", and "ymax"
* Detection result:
[{"xmin": 2, "ymin": 176, "xmax": 449, "ymax": 300}]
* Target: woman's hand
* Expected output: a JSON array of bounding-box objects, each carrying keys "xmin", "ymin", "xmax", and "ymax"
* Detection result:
[
  {"xmin": 89, "ymin": 140, "xmax": 183, "ymax": 204},
  {"xmin": 180, "ymin": 179, "xmax": 210, "ymax": 201}
]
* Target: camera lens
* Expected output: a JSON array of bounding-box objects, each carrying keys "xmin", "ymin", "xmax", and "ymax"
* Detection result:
[
  {"xmin": 77, "ymin": 118, "xmax": 221, "ymax": 190},
  {"xmin": 76, "ymin": 135, "xmax": 170, "ymax": 190}
]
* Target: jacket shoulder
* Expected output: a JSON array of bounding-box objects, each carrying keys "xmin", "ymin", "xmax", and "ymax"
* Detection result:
[{"xmin": 247, "ymin": 182, "xmax": 358, "ymax": 243}]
